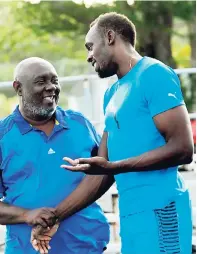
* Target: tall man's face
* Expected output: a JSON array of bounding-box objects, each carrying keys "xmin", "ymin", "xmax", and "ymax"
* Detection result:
[{"xmin": 85, "ymin": 24, "xmax": 118, "ymax": 79}]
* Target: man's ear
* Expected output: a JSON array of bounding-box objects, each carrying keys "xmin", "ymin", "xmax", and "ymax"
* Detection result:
[
  {"xmin": 106, "ymin": 30, "xmax": 116, "ymax": 46},
  {"xmin": 13, "ymin": 81, "xmax": 22, "ymax": 96}
]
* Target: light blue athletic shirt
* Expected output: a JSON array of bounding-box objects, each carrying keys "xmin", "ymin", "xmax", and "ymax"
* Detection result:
[{"xmin": 103, "ymin": 56, "xmax": 187, "ymax": 217}]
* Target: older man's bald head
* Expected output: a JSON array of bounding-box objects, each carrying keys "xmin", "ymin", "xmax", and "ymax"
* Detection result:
[
  {"xmin": 13, "ymin": 57, "xmax": 60, "ymax": 121},
  {"xmin": 14, "ymin": 57, "xmax": 57, "ymax": 84}
]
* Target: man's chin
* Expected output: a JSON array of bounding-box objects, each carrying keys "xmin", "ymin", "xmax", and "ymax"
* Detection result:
[
  {"xmin": 97, "ymin": 70, "xmax": 114, "ymax": 79},
  {"xmin": 38, "ymin": 105, "xmax": 57, "ymax": 118},
  {"xmin": 46, "ymin": 106, "xmax": 57, "ymax": 115}
]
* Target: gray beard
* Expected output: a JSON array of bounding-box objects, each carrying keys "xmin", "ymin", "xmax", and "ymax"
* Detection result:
[{"xmin": 22, "ymin": 98, "xmax": 56, "ymax": 121}]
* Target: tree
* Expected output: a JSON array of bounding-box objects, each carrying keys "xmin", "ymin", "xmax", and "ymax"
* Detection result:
[
  {"xmin": 0, "ymin": 1, "xmax": 195, "ymax": 111},
  {"xmin": 1, "ymin": 0, "xmax": 195, "ymax": 68}
]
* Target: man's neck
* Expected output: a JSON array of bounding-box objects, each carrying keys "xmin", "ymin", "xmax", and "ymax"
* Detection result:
[{"xmin": 116, "ymin": 48, "xmax": 142, "ymax": 79}]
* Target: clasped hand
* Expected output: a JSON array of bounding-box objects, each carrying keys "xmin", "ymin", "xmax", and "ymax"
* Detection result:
[
  {"xmin": 31, "ymin": 223, "xmax": 59, "ymax": 254},
  {"xmin": 23, "ymin": 207, "xmax": 59, "ymax": 253}
]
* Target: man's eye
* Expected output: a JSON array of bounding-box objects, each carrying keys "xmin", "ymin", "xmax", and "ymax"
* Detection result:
[
  {"xmin": 87, "ymin": 46, "xmax": 92, "ymax": 51},
  {"xmin": 52, "ymin": 79, "xmax": 59, "ymax": 84},
  {"xmin": 37, "ymin": 80, "xmax": 45, "ymax": 84}
]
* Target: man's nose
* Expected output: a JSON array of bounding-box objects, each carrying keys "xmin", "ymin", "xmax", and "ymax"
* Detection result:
[
  {"xmin": 46, "ymin": 82, "xmax": 56, "ymax": 91},
  {"xmin": 87, "ymin": 52, "xmax": 93, "ymax": 63}
]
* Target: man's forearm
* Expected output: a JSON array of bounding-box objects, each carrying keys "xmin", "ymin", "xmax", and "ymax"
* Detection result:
[
  {"xmin": 55, "ymin": 174, "xmax": 115, "ymax": 221},
  {"xmin": 0, "ymin": 201, "xmax": 28, "ymax": 225},
  {"xmin": 111, "ymin": 141, "xmax": 193, "ymax": 174}
]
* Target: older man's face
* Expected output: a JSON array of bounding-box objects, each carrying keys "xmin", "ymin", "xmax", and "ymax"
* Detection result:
[{"xmin": 21, "ymin": 62, "xmax": 61, "ymax": 120}]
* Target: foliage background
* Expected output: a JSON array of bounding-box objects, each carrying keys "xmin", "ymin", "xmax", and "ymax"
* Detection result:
[{"xmin": 0, "ymin": 0, "xmax": 196, "ymax": 117}]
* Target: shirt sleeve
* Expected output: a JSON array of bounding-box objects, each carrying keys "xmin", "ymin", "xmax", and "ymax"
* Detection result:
[
  {"xmin": 103, "ymin": 92, "xmax": 108, "ymax": 132},
  {"xmin": 84, "ymin": 118, "xmax": 101, "ymax": 153},
  {"xmin": 83, "ymin": 118, "xmax": 101, "ymax": 157},
  {"xmin": 67, "ymin": 110, "xmax": 101, "ymax": 155},
  {"xmin": 142, "ymin": 63, "xmax": 185, "ymax": 118},
  {"xmin": 103, "ymin": 87, "xmax": 113, "ymax": 132},
  {"xmin": 0, "ymin": 148, "xmax": 5, "ymax": 199},
  {"xmin": 103, "ymin": 89, "xmax": 109, "ymax": 116}
]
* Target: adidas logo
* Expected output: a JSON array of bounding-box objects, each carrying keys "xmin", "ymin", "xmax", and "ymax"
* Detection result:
[{"xmin": 48, "ymin": 148, "xmax": 56, "ymax": 154}]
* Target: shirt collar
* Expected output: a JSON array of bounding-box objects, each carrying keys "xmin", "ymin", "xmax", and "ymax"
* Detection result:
[
  {"xmin": 13, "ymin": 106, "xmax": 33, "ymax": 135},
  {"xmin": 55, "ymin": 106, "xmax": 69, "ymax": 129},
  {"xmin": 13, "ymin": 106, "xmax": 69, "ymax": 135}
]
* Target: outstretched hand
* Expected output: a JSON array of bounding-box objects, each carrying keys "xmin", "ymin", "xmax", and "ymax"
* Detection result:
[{"xmin": 61, "ymin": 156, "xmax": 113, "ymax": 175}]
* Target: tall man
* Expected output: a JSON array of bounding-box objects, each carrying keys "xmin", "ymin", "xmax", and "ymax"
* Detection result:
[
  {"xmin": 62, "ymin": 12, "xmax": 194, "ymax": 254},
  {"xmin": 0, "ymin": 57, "xmax": 113, "ymax": 254}
]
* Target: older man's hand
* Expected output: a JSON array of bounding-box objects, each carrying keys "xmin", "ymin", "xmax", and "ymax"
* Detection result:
[
  {"xmin": 31, "ymin": 224, "xmax": 59, "ymax": 254},
  {"xmin": 23, "ymin": 207, "xmax": 57, "ymax": 228}
]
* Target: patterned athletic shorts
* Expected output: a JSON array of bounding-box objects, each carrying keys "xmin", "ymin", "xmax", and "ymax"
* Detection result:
[{"xmin": 120, "ymin": 191, "xmax": 192, "ymax": 254}]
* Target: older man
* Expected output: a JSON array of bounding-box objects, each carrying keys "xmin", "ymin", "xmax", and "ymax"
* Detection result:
[{"xmin": 0, "ymin": 57, "xmax": 114, "ymax": 254}]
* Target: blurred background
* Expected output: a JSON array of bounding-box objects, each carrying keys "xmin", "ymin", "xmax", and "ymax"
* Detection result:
[
  {"xmin": 0, "ymin": 0, "xmax": 196, "ymax": 253},
  {"xmin": 0, "ymin": 0, "xmax": 196, "ymax": 123}
]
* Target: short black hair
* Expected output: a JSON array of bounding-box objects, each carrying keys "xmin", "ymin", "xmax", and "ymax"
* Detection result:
[{"xmin": 90, "ymin": 12, "xmax": 136, "ymax": 47}]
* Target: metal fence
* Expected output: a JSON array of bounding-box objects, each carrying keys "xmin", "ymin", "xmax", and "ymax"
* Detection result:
[{"xmin": 0, "ymin": 68, "xmax": 196, "ymax": 134}]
